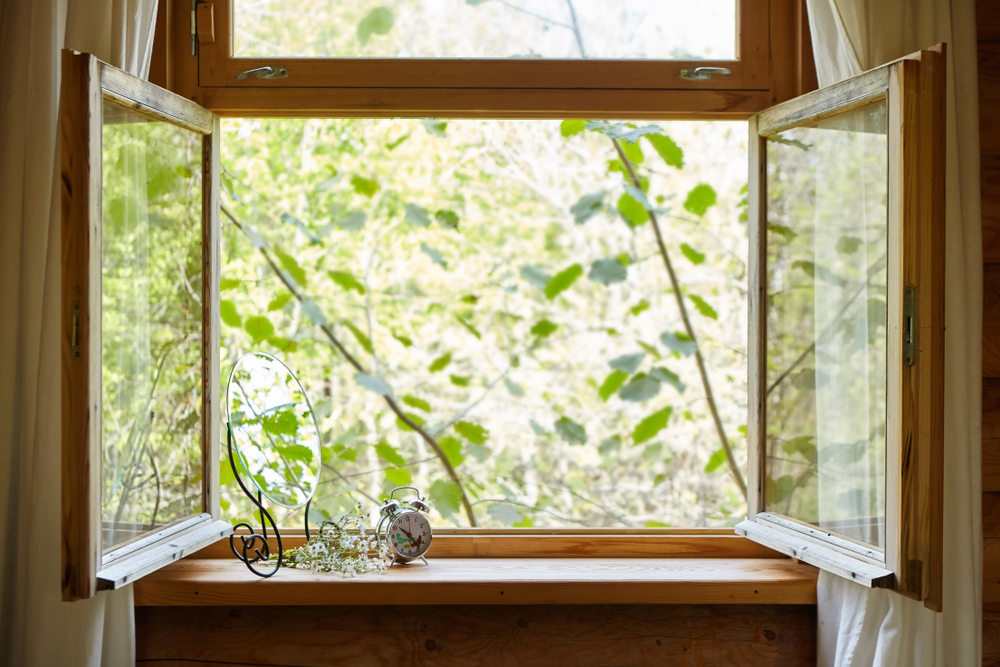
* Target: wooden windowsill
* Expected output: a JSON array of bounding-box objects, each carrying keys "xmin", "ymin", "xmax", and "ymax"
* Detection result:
[{"xmin": 133, "ymin": 557, "xmax": 818, "ymax": 607}]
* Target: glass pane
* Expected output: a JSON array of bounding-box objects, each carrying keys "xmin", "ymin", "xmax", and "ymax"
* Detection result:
[
  {"xmin": 101, "ymin": 100, "xmax": 204, "ymax": 552},
  {"xmin": 234, "ymin": 0, "xmax": 736, "ymax": 60},
  {"xmin": 764, "ymin": 101, "xmax": 889, "ymax": 549},
  {"xmin": 220, "ymin": 118, "xmax": 748, "ymax": 530}
]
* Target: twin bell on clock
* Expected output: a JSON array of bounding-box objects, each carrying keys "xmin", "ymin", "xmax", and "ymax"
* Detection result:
[{"xmin": 376, "ymin": 486, "xmax": 433, "ymax": 567}]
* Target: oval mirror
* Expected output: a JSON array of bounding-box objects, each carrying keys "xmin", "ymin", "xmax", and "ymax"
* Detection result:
[{"xmin": 226, "ymin": 352, "xmax": 321, "ymax": 509}]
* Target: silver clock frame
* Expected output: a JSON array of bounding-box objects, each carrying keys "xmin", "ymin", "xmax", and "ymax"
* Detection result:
[{"xmin": 376, "ymin": 486, "xmax": 432, "ymax": 566}]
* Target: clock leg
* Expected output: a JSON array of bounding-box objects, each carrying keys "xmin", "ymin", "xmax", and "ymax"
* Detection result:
[{"xmin": 420, "ymin": 556, "xmax": 428, "ymax": 565}]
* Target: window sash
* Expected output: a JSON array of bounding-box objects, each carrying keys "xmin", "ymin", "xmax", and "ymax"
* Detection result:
[
  {"xmin": 740, "ymin": 49, "xmax": 946, "ymax": 611},
  {"xmin": 61, "ymin": 50, "xmax": 230, "ymax": 601}
]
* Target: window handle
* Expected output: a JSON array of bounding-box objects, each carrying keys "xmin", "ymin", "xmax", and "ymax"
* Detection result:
[
  {"xmin": 679, "ymin": 67, "xmax": 733, "ymax": 81},
  {"xmin": 235, "ymin": 66, "xmax": 289, "ymax": 81}
]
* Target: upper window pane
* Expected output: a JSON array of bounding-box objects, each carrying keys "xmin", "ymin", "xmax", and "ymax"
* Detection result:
[
  {"xmin": 233, "ymin": 0, "xmax": 736, "ymax": 60},
  {"xmin": 101, "ymin": 100, "xmax": 205, "ymax": 552},
  {"xmin": 763, "ymin": 100, "xmax": 889, "ymax": 549}
]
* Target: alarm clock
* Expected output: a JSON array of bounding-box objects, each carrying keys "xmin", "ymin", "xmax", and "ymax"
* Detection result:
[{"xmin": 376, "ymin": 486, "xmax": 432, "ymax": 566}]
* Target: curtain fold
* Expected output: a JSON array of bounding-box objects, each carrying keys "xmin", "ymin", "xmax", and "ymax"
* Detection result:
[
  {"xmin": 0, "ymin": 0, "xmax": 159, "ymax": 665},
  {"xmin": 805, "ymin": 0, "xmax": 982, "ymax": 665}
]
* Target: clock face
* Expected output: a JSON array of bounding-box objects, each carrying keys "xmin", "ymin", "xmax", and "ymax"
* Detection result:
[{"xmin": 388, "ymin": 511, "xmax": 431, "ymax": 560}]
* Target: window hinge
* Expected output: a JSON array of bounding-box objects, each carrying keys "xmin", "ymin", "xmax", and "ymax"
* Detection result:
[
  {"xmin": 197, "ymin": 3, "xmax": 216, "ymax": 44},
  {"xmin": 903, "ymin": 285, "xmax": 916, "ymax": 367},
  {"xmin": 190, "ymin": 0, "xmax": 197, "ymax": 56}
]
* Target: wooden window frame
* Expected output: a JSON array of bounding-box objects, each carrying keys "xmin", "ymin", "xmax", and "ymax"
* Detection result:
[
  {"xmin": 60, "ymin": 50, "xmax": 232, "ymax": 601},
  {"xmin": 736, "ymin": 48, "xmax": 946, "ymax": 611},
  {"xmin": 156, "ymin": 0, "xmax": 815, "ymax": 119}
]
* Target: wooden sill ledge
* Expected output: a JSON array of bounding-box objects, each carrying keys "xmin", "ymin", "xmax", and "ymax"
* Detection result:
[{"xmin": 133, "ymin": 557, "xmax": 818, "ymax": 607}]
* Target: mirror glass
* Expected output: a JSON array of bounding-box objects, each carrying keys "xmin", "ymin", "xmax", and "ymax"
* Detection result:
[{"xmin": 227, "ymin": 352, "xmax": 322, "ymax": 509}]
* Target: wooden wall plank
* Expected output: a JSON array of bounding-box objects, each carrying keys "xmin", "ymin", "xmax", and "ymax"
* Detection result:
[
  {"xmin": 982, "ymin": 158, "xmax": 1000, "ymax": 263},
  {"xmin": 986, "ymin": 603, "xmax": 1000, "ymax": 665},
  {"xmin": 986, "ymin": 539, "xmax": 1000, "ymax": 604},
  {"xmin": 984, "ymin": 493, "xmax": 1000, "ymax": 538},
  {"xmin": 136, "ymin": 604, "xmax": 818, "ymax": 667},
  {"xmin": 985, "ymin": 264, "xmax": 1000, "ymax": 376},
  {"xmin": 983, "ymin": 378, "xmax": 1000, "ymax": 438},
  {"xmin": 979, "ymin": 1, "xmax": 1000, "ymax": 41},
  {"xmin": 984, "ymin": 438, "xmax": 1000, "ymax": 493}
]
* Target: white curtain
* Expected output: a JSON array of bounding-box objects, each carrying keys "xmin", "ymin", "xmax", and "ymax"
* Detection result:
[
  {"xmin": 0, "ymin": 0, "xmax": 159, "ymax": 665},
  {"xmin": 805, "ymin": 1, "xmax": 982, "ymax": 665}
]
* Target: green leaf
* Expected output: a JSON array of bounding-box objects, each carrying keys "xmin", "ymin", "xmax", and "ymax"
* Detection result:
[
  {"xmin": 438, "ymin": 436, "xmax": 465, "ymax": 467},
  {"xmin": 328, "ymin": 270, "xmax": 366, "ymax": 295},
  {"xmin": 651, "ymin": 367, "xmax": 686, "ymax": 393},
  {"xmin": 529, "ymin": 420, "xmax": 547, "ymax": 435},
  {"xmin": 350, "ymin": 175, "xmax": 379, "ymax": 197},
  {"xmin": 683, "ymin": 184, "xmax": 717, "ymax": 216},
  {"xmin": 421, "ymin": 242, "xmax": 447, "ymax": 268},
  {"xmin": 585, "ymin": 121, "xmax": 661, "ymax": 143},
  {"xmin": 836, "ymin": 236, "xmax": 863, "ymax": 255},
  {"xmin": 435, "ymin": 209, "xmax": 460, "ymax": 229},
  {"xmin": 609, "ymin": 352, "xmax": 644, "ymax": 374},
  {"xmin": 504, "ymin": 377, "xmax": 525, "ymax": 396},
  {"xmin": 375, "ymin": 441, "xmax": 406, "ymax": 466},
  {"xmin": 337, "ymin": 210, "xmax": 367, "ymax": 231},
  {"xmin": 530, "ymin": 318, "xmax": 558, "ymax": 338},
  {"xmin": 395, "ymin": 412, "xmax": 424, "ymax": 431},
  {"xmin": 645, "ymin": 134, "xmax": 684, "ymax": 168},
  {"xmin": 274, "ymin": 249, "xmax": 307, "ymax": 288},
  {"xmin": 267, "ymin": 336, "xmax": 298, "ymax": 353},
  {"xmin": 620, "ymin": 139, "xmax": 644, "ymax": 165},
  {"xmin": 554, "ymin": 416, "xmax": 587, "ymax": 445},
  {"xmin": 766, "ymin": 475, "xmax": 796, "ymax": 504},
  {"xmin": 429, "ymin": 352, "xmax": 452, "ymax": 372},
  {"xmin": 637, "ymin": 341, "xmax": 661, "ymax": 360},
  {"xmin": 642, "ymin": 443, "xmax": 662, "ymax": 461},
  {"xmin": 768, "ymin": 222, "xmax": 797, "ymax": 240},
  {"xmin": 488, "ymin": 503, "xmax": 522, "ymax": 526},
  {"xmin": 385, "ymin": 467, "xmax": 412, "ymax": 487},
  {"xmin": 344, "ymin": 321, "xmax": 374, "ymax": 355},
  {"xmin": 456, "ymin": 315, "xmax": 481, "ymax": 340},
  {"xmin": 598, "ymin": 436, "xmax": 621, "ymax": 455},
  {"xmin": 544, "ymin": 264, "xmax": 583, "ymax": 300},
  {"xmin": 633, "ymin": 407, "xmax": 672, "ymax": 444},
  {"xmin": 402, "ymin": 395, "xmax": 432, "ymax": 413},
  {"xmin": 588, "ymin": 258, "xmax": 628, "ymax": 285},
  {"xmin": 430, "ymin": 480, "xmax": 463, "ymax": 519},
  {"xmin": 782, "ymin": 435, "xmax": 818, "ymax": 464},
  {"xmin": 688, "ymin": 295, "xmax": 718, "ymax": 320},
  {"xmin": 354, "ymin": 373, "xmax": 393, "ymax": 396},
  {"xmin": 244, "ymin": 315, "xmax": 274, "ymax": 343},
  {"xmin": 455, "ymin": 421, "xmax": 489, "ymax": 445},
  {"xmin": 300, "ymin": 300, "xmax": 328, "ymax": 326},
  {"xmin": 679, "ymin": 243, "xmax": 705, "ymax": 265},
  {"xmin": 598, "ymin": 370, "xmax": 629, "ymax": 402},
  {"xmin": 660, "ymin": 331, "xmax": 697, "ymax": 356},
  {"xmin": 220, "ymin": 278, "xmax": 240, "ymax": 291},
  {"xmin": 449, "ymin": 375, "xmax": 470, "ymax": 387},
  {"xmin": 357, "ymin": 6, "xmax": 394, "ymax": 45},
  {"xmin": 520, "ymin": 264, "xmax": 551, "ymax": 289},
  {"xmin": 405, "ymin": 203, "xmax": 432, "ymax": 227},
  {"xmin": 617, "ymin": 192, "xmax": 649, "ymax": 228},
  {"xmin": 393, "ymin": 331, "xmax": 413, "ymax": 347},
  {"xmin": 220, "ymin": 459, "xmax": 236, "ymax": 486},
  {"xmin": 646, "ymin": 521, "xmax": 672, "ymax": 528},
  {"xmin": 618, "ymin": 373, "xmax": 661, "ymax": 402},
  {"xmin": 267, "ymin": 293, "xmax": 293, "ymax": 311},
  {"xmin": 421, "ymin": 118, "xmax": 448, "ymax": 137},
  {"xmin": 570, "ymin": 192, "xmax": 606, "ymax": 224},
  {"xmin": 560, "ymin": 119, "xmax": 586, "ymax": 137},
  {"xmin": 280, "ymin": 212, "xmax": 320, "ymax": 242},
  {"xmin": 468, "ymin": 442, "xmax": 490, "ymax": 462},
  {"xmin": 220, "ymin": 300, "xmax": 242, "ymax": 327},
  {"xmin": 629, "ymin": 300, "xmax": 650, "ymax": 317}
]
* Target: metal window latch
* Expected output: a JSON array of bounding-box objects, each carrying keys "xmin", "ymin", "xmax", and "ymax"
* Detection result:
[
  {"xmin": 903, "ymin": 285, "xmax": 916, "ymax": 367},
  {"xmin": 235, "ymin": 66, "xmax": 290, "ymax": 81},
  {"xmin": 679, "ymin": 67, "xmax": 733, "ymax": 81}
]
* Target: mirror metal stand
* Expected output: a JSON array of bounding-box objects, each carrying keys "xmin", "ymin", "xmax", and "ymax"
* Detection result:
[{"xmin": 227, "ymin": 423, "xmax": 283, "ymax": 577}]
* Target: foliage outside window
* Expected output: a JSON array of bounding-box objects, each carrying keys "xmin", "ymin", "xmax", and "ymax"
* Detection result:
[{"xmin": 219, "ymin": 117, "xmax": 751, "ymax": 529}]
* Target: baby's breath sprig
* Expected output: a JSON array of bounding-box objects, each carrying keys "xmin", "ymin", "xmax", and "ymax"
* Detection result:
[{"xmin": 284, "ymin": 503, "xmax": 390, "ymax": 576}]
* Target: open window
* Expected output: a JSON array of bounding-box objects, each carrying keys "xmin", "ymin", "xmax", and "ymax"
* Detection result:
[
  {"xmin": 61, "ymin": 50, "xmax": 231, "ymax": 601},
  {"xmin": 737, "ymin": 47, "xmax": 946, "ymax": 611}
]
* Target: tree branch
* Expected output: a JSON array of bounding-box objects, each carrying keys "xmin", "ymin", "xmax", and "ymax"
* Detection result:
[
  {"xmin": 611, "ymin": 139, "xmax": 748, "ymax": 500},
  {"xmin": 222, "ymin": 205, "xmax": 479, "ymax": 526}
]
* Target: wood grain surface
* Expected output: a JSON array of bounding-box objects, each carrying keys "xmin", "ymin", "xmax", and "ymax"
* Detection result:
[
  {"xmin": 136, "ymin": 603, "xmax": 817, "ymax": 667},
  {"xmin": 133, "ymin": 558, "xmax": 819, "ymax": 607}
]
